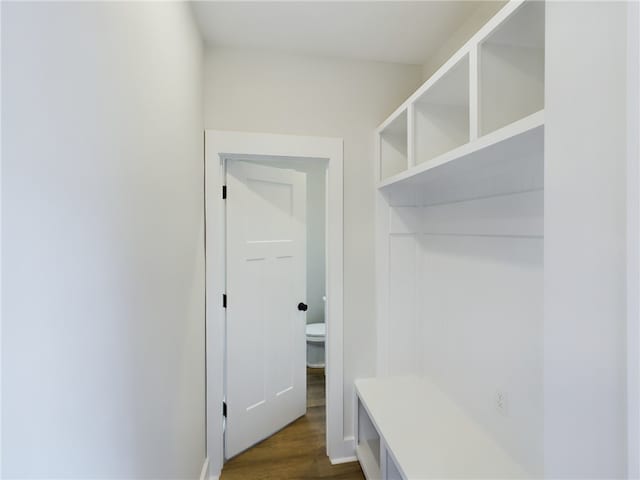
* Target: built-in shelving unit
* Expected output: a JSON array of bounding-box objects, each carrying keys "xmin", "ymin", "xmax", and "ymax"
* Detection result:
[
  {"xmin": 382, "ymin": 110, "xmax": 543, "ymax": 206},
  {"xmin": 375, "ymin": 0, "xmax": 545, "ymax": 201},
  {"xmin": 368, "ymin": 1, "xmax": 546, "ymax": 478}
]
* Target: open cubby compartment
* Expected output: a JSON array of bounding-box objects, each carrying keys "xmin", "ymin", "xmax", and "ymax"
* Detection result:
[
  {"xmin": 379, "ymin": 109, "xmax": 408, "ymax": 181},
  {"xmin": 356, "ymin": 397, "xmax": 382, "ymax": 479},
  {"xmin": 414, "ymin": 55, "xmax": 470, "ymax": 166},
  {"xmin": 479, "ymin": 0, "xmax": 545, "ymax": 136},
  {"xmin": 385, "ymin": 450, "xmax": 404, "ymax": 480}
]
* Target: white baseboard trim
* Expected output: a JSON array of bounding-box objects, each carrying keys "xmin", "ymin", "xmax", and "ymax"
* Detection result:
[
  {"xmin": 330, "ymin": 455, "xmax": 358, "ymax": 465},
  {"xmin": 199, "ymin": 457, "xmax": 210, "ymax": 480},
  {"xmin": 329, "ymin": 436, "xmax": 356, "ymax": 464}
]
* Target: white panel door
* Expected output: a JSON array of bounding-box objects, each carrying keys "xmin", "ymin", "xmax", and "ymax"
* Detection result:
[{"xmin": 225, "ymin": 160, "xmax": 307, "ymax": 459}]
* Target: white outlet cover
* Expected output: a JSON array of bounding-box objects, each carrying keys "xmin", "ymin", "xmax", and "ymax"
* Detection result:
[{"xmin": 496, "ymin": 390, "xmax": 509, "ymax": 416}]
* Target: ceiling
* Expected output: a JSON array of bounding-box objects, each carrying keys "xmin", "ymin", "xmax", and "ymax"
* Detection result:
[{"xmin": 191, "ymin": 2, "xmax": 492, "ymax": 65}]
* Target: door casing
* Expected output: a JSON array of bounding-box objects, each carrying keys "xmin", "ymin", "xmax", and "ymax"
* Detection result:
[{"xmin": 204, "ymin": 131, "xmax": 347, "ymax": 478}]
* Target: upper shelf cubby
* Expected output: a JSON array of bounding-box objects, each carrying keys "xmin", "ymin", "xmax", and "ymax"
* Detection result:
[
  {"xmin": 414, "ymin": 55, "xmax": 470, "ymax": 166},
  {"xmin": 379, "ymin": 109, "xmax": 408, "ymax": 180},
  {"xmin": 375, "ymin": 0, "xmax": 545, "ymax": 194},
  {"xmin": 479, "ymin": 0, "xmax": 545, "ymax": 135}
]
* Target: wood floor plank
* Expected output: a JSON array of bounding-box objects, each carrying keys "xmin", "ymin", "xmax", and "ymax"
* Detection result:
[{"xmin": 221, "ymin": 368, "xmax": 365, "ymax": 480}]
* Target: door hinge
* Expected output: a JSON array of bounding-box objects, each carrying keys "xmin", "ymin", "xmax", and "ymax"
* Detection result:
[
  {"xmin": 223, "ymin": 401, "xmax": 227, "ymax": 418},
  {"xmin": 222, "ymin": 185, "xmax": 227, "ymax": 199},
  {"xmin": 223, "ymin": 293, "xmax": 227, "ymax": 308}
]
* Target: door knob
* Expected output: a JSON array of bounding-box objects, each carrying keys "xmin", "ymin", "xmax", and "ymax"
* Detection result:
[{"xmin": 298, "ymin": 302, "xmax": 308, "ymax": 312}]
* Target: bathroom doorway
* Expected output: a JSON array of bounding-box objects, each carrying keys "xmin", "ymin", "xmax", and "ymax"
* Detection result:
[
  {"xmin": 204, "ymin": 131, "xmax": 347, "ymax": 478},
  {"xmin": 224, "ymin": 156, "xmax": 327, "ymax": 459}
]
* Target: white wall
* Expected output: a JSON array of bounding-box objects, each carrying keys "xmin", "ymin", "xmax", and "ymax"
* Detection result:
[
  {"xmin": 204, "ymin": 47, "xmax": 423, "ymax": 439},
  {"xmin": 1, "ymin": 2, "xmax": 205, "ymax": 478},
  {"xmin": 544, "ymin": 1, "xmax": 628, "ymax": 477},
  {"xmin": 627, "ymin": 2, "xmax": 640, "ymax": 477}
]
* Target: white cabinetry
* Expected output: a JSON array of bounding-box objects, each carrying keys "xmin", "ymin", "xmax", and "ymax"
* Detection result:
[{"xmin": 366, "ymin": 1, "xmax": 546, "ymax": 478}]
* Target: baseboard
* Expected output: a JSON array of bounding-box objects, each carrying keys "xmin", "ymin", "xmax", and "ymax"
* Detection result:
[
  {"xmin": 330, "ymin": 455, "xmax": 358, "ymax": 465},
  {"xmin": 329, "ymin": 436, "xmax": 356, "ymax": 464},
  {"xmin": 199, "ymin": 457, "xmax": 210, "ymax": 480}
]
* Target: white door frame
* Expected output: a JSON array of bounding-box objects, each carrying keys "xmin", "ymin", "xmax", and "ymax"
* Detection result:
[{"xmin": 205, "ymin": 130, "xmax": 347, "ymax": 479}]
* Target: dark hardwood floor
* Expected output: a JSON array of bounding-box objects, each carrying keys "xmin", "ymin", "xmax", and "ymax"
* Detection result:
[{"xmin": 220, "ymin": 368, "xmax": 365, "ymax": 480}]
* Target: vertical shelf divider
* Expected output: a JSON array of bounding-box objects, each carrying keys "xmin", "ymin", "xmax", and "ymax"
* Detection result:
[
  {"xmin": 376, "ymin": 130, "xmax": 382, "ymax": 183},
  {"xmin": 469, "ymin": 45, "xmax": 479, "ymax": 141},
  {"xmin": 407, "ymin": 103, "xmax": 416, "ymax": 168}
]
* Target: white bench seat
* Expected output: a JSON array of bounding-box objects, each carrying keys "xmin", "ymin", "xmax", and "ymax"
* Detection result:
[{"xmin": 354, "ymin": 376, "xmax": 530, "ymax": 480}]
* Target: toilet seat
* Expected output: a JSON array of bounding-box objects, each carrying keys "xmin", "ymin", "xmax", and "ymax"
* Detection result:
[{"xmin": 306, "ymin": 323, "xmax": 326, "ymax": 342}]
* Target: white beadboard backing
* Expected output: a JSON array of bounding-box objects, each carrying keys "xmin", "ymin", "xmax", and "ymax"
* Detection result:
[
  {"xmin": 389, "ymin": 207, "xmax": 422, "ymax": 235},
  {"xmin": 387, "ymin": 234, "xmax": 420, "ymax": 375},
  {"xmin": 421, "ymin": 190, "xmax": 543, "ymax": 237},
  {"xmin": 380, "ymin": 190, "xmax": 543, "ymax": 475},
  {"xmin": 418, "ymin": 233, "xmax": 543, "ymax": 476}
]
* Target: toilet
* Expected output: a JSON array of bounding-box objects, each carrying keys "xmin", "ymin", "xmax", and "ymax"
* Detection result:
[{"xmin": 306, "ymin": 323, "xmax": 326, "ymax": 368}]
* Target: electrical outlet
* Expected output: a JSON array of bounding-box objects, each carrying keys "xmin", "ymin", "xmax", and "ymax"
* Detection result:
[{"xmin": 496, "ymin": 390, "xmax": 508, "ymax": 416}]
